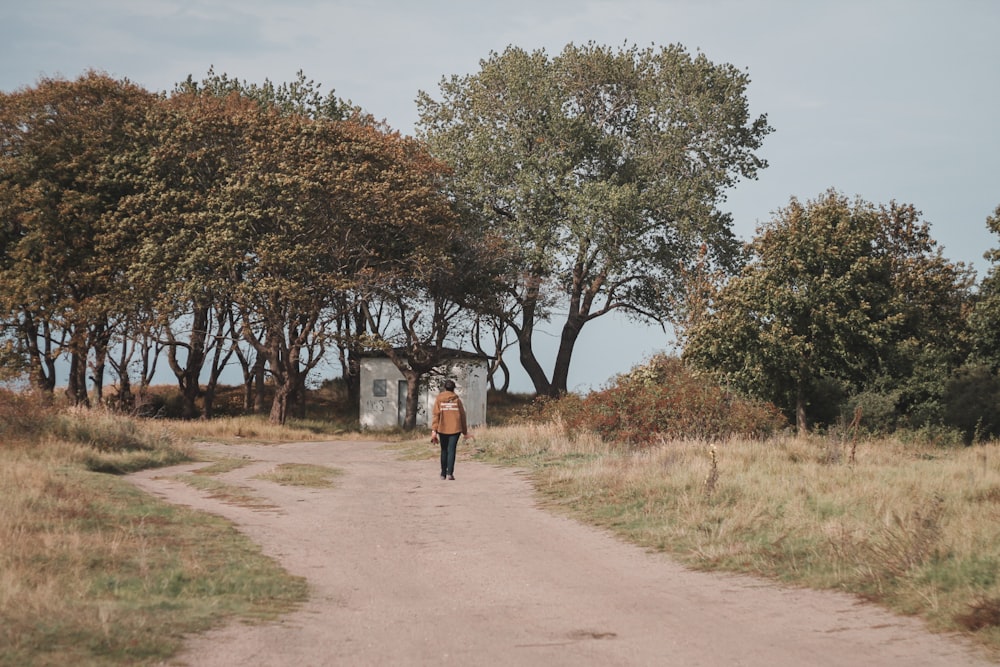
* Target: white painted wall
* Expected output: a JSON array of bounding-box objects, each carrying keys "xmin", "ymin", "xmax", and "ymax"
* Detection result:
[{"xmin": 359, "ymin": 356, "xmax": 488, "ymax": 429}]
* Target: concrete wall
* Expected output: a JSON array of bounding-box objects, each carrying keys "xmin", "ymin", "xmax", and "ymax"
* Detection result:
[{"xmin": 359, "ymin": 356, "xmax": 488, "ymax": 430}]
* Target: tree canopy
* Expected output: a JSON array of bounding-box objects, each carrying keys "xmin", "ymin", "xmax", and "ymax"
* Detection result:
[
  {"xmin": 0, "ymin": 72, "xmax": 159, "ymax": 403},
  {"xmin": 0, "ymin": 71, "xmax": 494, "ymax": 425},
  {"xmin": 416, "ymin": 41, "xmax": 772, "ymax": 396},
  {"xmin": 682, "ymin": 190, "xmax": 974, "ymax": 432}
]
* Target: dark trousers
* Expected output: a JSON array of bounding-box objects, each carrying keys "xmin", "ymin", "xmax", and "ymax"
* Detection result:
[{"xmin": 439, "ymin": 432, "xmax": 460, "ymax": 475}]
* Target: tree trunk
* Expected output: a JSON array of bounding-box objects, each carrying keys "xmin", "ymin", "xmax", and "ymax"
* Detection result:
[
  {"xmin": 117, "ymin": 372, "xmax": 134, "ymax": 413},
  {"xmin": 172, "ymin": 307, "xmax": 208, "ymax": 420},
  {"xmin": 403, "ymin": 370, "xmax": 421, "ymax": 430},
  {"xmin": 253, "ymin": 357, "xmax": 268, "ymax": 415},
  {"xmin": 90, "ymin": 349, "xmax": 106, "ymax": 405},
  {"xmin": 796, "ymin": 383, "xmax": 809, "ymax": 434},
  {"xmin": 23, "ymin": 314, "xmax": 56, "ymax": 394},
  {"xmin": 108, "ymin": 330, "xmax": 135, "ymax": 412},
  {"xmin": 518, "ymin": 334, "xmax": 552, "ymax": 396},
  {"xmin": 490, "ymin": 358, "xmax": 510, "ymax": 393},
  {"xmin": 267, "ymin": 334, "xmax": 307, "ymax": 426},
  {"xmin": 139, "ymin": 329, "xmax": 160, "ymax": 394},
  {"xmin": 89, "ymin": 322, "xmax": 110, "ymax": 405},
  {"xmin": 180, "ymin": 379, "xmax": 201, "ymax": 420},
  {"xmin": 344, "ymin": 348, "xmax": 361, "ymax": 407},
  {"xmin": 270, "ymin": 380, "xmax": 291, "ymax": 425},
  {"xmin": 290, "ymin": 371, "xmax": 307, "ymax": 420},
  {"xmin": 242, "ymin": 373, "xmax": 254, "ymax": 414},
  {"xmin": 66, "ymin": 348, "xmax": 90, "ymax": 407},
  {"xmin": 551, "ymin": 314, "xmax": 585, "ymax": 395},
  {"xmin": 515, "ymin": 274, "xmax": 552, "ymax": 396},
  {"xmin": 203, "ymin": 377, "xmax": 218, "ymax": 420}
]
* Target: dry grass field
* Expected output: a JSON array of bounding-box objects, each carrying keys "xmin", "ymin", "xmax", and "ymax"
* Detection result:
[{"xmin": 0, "ymin": 395, "xmax": 323, "ymax": 666}]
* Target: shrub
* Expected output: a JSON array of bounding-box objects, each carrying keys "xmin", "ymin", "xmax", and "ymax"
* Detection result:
[
  {"xmin": 895, "ymin": 423, "xmax": 967, "ymax": 448},
  {"xmin": 562, "ymin": 355, "xmax": 787, "ymax": 446},
  {"xmin": 0, "ymin": 389, "xmax": 58, "ymax": 444}
]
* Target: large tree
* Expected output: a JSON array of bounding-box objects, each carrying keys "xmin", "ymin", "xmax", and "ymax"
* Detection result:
[
  {"xmin": 683, "ymin": 190, "xmax": 973, "ymax": 432},
  {"xmin": 116, "ymin": 91, "xmax": 253, "ymax": 418},
  {"xmin": 0, "ymin": 72, "xmax": 158, "ymax": 402},
  {"xmin": 1, "ymin": 69, "xmax": 486, "ymax": 422},
  {"xmin": 416, "ymin": 42, "xmax": 771, "ymax": 396}
]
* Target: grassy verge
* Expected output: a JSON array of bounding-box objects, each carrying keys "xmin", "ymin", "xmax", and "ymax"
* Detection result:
[
  {"xmin": 0, "ymin": 449, "xmax": 307, "ymax": 666},
  {"xmin": 0, "ymin": 398, "xmax": 317, "ymax": 666},
  {"xmin": 472, "ymin": 422, "xmax": 1000, "ymax": 657},
  {"xmin": 162, "ymin": 414, "xmax": 355, "ymax": 444}
]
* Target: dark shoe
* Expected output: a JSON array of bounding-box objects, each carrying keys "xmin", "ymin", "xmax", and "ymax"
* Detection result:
[
  {"xmin": 447, "ymin": 475, "xmax": 455, "ymax": 481},
  {"xmin": 440, "ymin": 474, "xmax": 447, "ymax": 480}
]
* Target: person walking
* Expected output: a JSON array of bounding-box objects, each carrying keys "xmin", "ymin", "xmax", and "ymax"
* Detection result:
[{"xmin": 431, "ymin": 379, "xmax": 468, "ymax": 480}]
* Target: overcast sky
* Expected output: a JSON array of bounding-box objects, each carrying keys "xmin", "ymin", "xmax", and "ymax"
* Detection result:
[{"xmin": 3, "ymin": 0, "xmax": 999, "ymax": 392}]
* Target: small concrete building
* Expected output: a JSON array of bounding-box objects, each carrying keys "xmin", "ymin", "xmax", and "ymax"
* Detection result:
[{"xmin": 359, "ymin": 350, "xmax": 489, "ymax": 430}]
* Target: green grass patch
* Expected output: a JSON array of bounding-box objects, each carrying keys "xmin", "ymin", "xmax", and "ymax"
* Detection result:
[
  {"xmin": 192, "ymin": 457, "xmax": 255, "ymax": 475},
  {"xmin": 386, "ymin": 437, "xmax": 439, "ymax": 462},
  {"xmin": 255, "ymin": 463, "xmax": 342, "ymax": 488}
]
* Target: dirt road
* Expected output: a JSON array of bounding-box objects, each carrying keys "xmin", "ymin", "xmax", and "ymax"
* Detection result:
[{"xmin": 129, "ymin": 440, "xmax": 994, "ymax": 666}]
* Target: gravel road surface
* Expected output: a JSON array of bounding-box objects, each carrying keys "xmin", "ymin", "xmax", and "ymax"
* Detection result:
[{"xmin": 129, "ymin": 440, "xmax": 995, "ymax": 667}]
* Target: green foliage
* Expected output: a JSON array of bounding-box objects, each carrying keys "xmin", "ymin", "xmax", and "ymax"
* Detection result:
[
  {"xmin": 683, "ymin": 190, "xmax": 974, "ymax": 432},
  {"xmin": 550, "ymin": 354, "xmax": 787, "ymax": 445},
  {"xmin": 842, "ymin": 389, "xmax": 903, "ymax": 435},
  {"xmin": 845, "ymin": 344, "xmax": 967, "ymax": 435},
  {"xmin": 969, "ymin": 205, "xmax": 1000, "ymax": 371},
  {"xmin": 893, "ymin": 424, "xmax": 968, "ymax": 448},
  {"xmin": 176, "ymin": 67, "xmax": 360, "ymax": 121}
]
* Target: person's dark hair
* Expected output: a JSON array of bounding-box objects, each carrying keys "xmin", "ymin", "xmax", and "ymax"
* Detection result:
[{"xmin": 443, "ymin": 379, "xmax": 456, "ymax": 391}]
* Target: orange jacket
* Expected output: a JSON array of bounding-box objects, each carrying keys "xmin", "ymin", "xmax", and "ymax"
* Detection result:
[{"xmin": 431, "ymin": 390, "xmax": 467, "ymax": 435}]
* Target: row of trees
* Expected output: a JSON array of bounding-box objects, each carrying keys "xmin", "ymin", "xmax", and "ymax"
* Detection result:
[
  {"xmin": 0, "ymin": 70, "xmax": 508, "ymax": 424},
  {"xmin": 2, "ymin": 42, "xmax": 773, "ymax": 424}
]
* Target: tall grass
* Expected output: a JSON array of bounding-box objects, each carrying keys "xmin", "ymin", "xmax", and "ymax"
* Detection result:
[
  {"xmin": 161, "ymin": 413, "xmax": 392, "ymax": 444},
  {"xmin": 473, "ymin": 424, "xmax": 1000, "ymax": 656}
]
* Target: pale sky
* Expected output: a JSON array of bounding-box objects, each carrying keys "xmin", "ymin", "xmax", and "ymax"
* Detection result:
[{"xmin": 3, "ymin": 0, "xmax": 999, "ymax": 393}]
